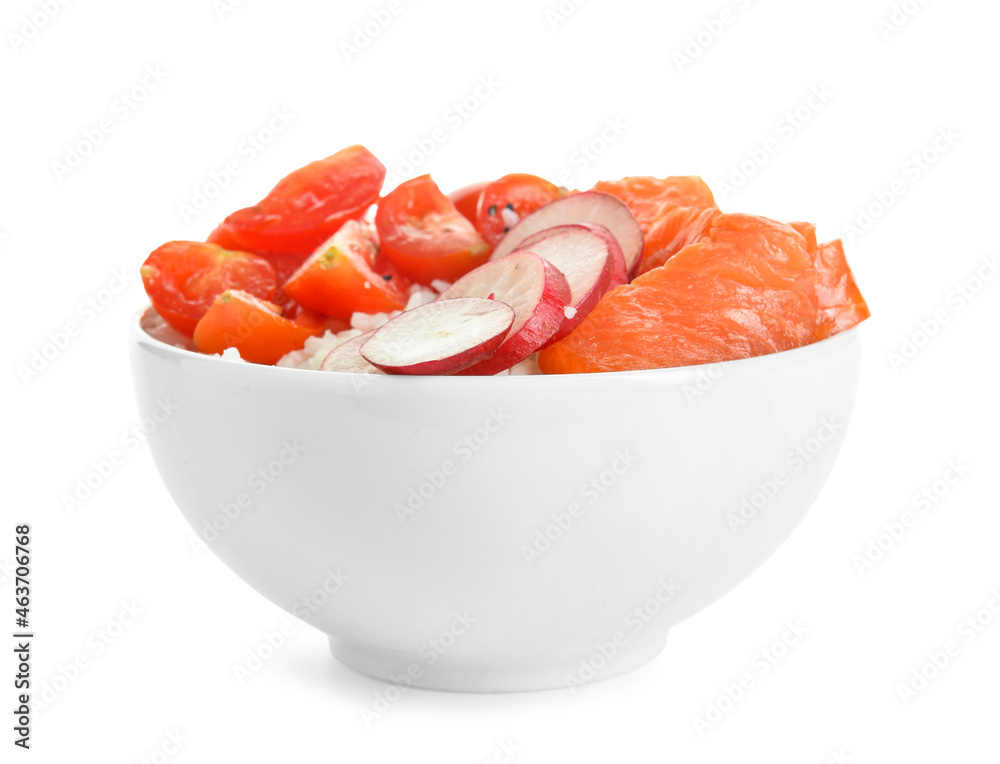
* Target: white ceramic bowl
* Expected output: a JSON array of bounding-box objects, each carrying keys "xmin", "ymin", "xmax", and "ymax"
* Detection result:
[{"xmin": 129, "ymin": 309, "xmax": 861, "ymax": 692}]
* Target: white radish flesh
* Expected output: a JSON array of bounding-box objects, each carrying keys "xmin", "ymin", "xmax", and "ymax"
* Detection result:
[
  {"xmin": 360, "ymin": 298, "xmax": 514, "ymax": 375},
  {"xmin": 490, "ymin": 191, "xmax": 644, "ymax": 276},
  {"xmin": 517, "ymin": 223, "xmax": 628, "ymax": 287},
  {"xmin": 320, "ymin": 333, "xmax": 384, "ymax": 374},
  {"xmin": 439, "ymin": 251, "xmax": 571, "ymax": 375},
  {"xmin": 508, "ymin": 226, "xmax": 615, "ymax": 343}
]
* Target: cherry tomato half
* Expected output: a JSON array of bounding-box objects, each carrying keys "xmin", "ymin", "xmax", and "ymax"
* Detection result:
[
  {"xmin": 375, "ymin": 175, "xmax": 491, "ymax": 285},
  {"xmin": 447, "ymin": 180, "xmax": 490, "ymax": 225},
  {"xmin": 208, "ymin": 145, "xmax": 386, "ymax": 282},
  {"xmin": 282, "ymin": 220, "xmax": 411, "ymax": 320},
  {"xmin": 193, "ymin": 290, "xmax": 321, "ymax": 364},
  {"xmin": 475, "ymin": 173, "xmax": 563, "ymax": 248},
  {"xmin": 140, "ymin": 241, "xmax": 277, "ymax": 336},
  {"xmin": 282, "ymin": 301, "xmax": 352, "ymax": 335}
]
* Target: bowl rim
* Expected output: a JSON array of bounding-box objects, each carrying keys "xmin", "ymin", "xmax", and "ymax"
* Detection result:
[{"xmin": 129, "ymin": 306, "xmax": 861, "ymax": 383}]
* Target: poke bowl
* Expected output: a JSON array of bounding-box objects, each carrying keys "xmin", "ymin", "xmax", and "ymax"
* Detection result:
[{"xmin": 130, "ymin": 145, "xmax": 868, "ymax": 691}]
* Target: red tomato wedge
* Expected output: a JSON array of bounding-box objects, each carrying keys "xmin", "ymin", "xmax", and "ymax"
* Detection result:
[
  {"xmin": 448, "ymin": 180, "xmax": 490, "ymax": 224},
  {"xmin": 207, "ymin": 145, "xmax": 386, "ymax": 282},
  {"xmin": 193, "ymin": 290, "xmax": 322, "ymax": 364},
  {"xmin": 475, "ymin": 173, "xmax": 563, "ymax": 248},
  {"xmin": 282, "ymin": 301, "xmax": 352, "ymax": 335},
  {"xmin": 375, "ymin": 175, "xmax": 491, "ymax": 285},
  {"xmin": 282, "ymin": 220, "xmax": 411, "ymax": 320},
  {"xmin": 140, "ymin": 241, "xmax": 277, "ymax": 336}
]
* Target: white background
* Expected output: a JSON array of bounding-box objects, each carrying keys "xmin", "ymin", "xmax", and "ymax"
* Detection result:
[{"xmin": 4, "ymin": 0, "xmax": 999, "ymax": 761}]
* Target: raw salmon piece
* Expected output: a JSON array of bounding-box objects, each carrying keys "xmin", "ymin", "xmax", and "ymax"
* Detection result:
[
  {"xmin": 638, "ymin": 205, "xmax": 721, "ymax": 275},
  {"xmin": 537, "ymin": 213, "xmax": 870, "ymax": 374},
  {"xmin": 789, "ymin": 220, "xmax": 869, "ymax": 338},
  {"xmin": 790, "ymin": 221, "xmax": 819, "ymax": 252},
  {"xmin": 591, "ymin": 175, "xmax": 721, "ymax": 275},
  {"xmin": 592, "ymin": 176, "xmax": 717, "ymax": 233},
  {"xmin": 814, "ymin": 238, "xmax": 870, "ymax": 339}
]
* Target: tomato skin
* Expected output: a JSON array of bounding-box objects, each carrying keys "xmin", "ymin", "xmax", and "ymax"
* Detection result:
[
  {"xmin": 205, "ymin": 224, "xmax": 322, "ymax": 287},
  {"xmin": 375, "ymin": 175, "xmax": 491, "ymax": 285},
  {"xmin": 282, "ymin": 221, "xmax": 411, "ymax": 320},
  {"xmin": 282, "ymin": 301, "xmax": 351, "ymax": 334},
  {"xmin": 207, "ymin": 145, "xmax": 386, "ymax": 281},
  {"xmin": 193, "ymin": 290, "xmax": 321, "ymax": 364},
  {"xmin": 448, "ymin": 180, "xmax": 490, "ymax": 224},
  {"xmin": 475, "ymin": 174, "xmax": 563, "ymax": 248},
  {"xmin": 140, "ymin": 241, "xmax": 277, "ymax": 336}
]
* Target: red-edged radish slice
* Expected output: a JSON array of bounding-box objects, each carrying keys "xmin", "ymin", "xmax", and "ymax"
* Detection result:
[
  {"xmin": 320, "ymin": 333, "xmax": 385, "ymax": 374},
  {"xmin": 516, "ymin": 223, "xmax": 627, "ymax": 287},
  {"xmin": 578, "ymin": 223, "xmax": 629, "ymax": 287},
  {"xmin": 490, "ymin": 191, "xmax": 644, "ymax": 277},
  {"xmin": 439, "ymin": 251, "xmax": 571, "ymax": 375},
  {"xmin": 360, "ymin": 298, "xmax": 514, "ymax": 375},
  {"xmin": 506, "ymin": 226, "xmax": 615, "ymax": 344}
]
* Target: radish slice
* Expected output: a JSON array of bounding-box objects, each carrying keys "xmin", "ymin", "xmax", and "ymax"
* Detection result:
[
  {"xmin": 490, "ymin": 191, "xmax": 644, "ymax": 276},
  {"xmin": 320, "ymin": 333, "xmax": 384, "ymax": 374},
  {"xmin": 506, "ymin": 226, "xmax": 615, "ymax": 343},
  {"xmin": 578, "ymin": 223, "xmax": 629, "ymax": 287},
  {"xmin": 516, "ymin": 223, "xmax": 628, "ymax": 288},
  {"xmin": 439, "ymin": 251, "xmax": 571, "ymax": 375},
  {"xmin": 360, "ymin": 298, "xmax": 514, "ymax": 375}
]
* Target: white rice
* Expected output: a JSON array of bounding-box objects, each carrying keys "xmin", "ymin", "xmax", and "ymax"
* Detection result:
[
  {"xmin": 146, "ymin": 280, "xmax": 543, "ymax": 375},
  {"xmin": 277, "ymin": 283, "xmax": 439, "ymax": 370},
  {"xmin": 271, "ymin": 279, "xmax": 544, "ymax": 375},
  {"xmin": 275, "ymin": 328, "xmax": 364, "ymax": 370},
  {"xmin": 141, "ymin": 311, "xmax": 197, "ymax": 352},
  {"xmin": 404, "ymin": 285, "xmax": 440, "ymax": 310},
  {"xmin": 500, "ymin": 207, "xmax": 520, "ymax": 229},
  {"xmin": 496, "ymin": 355, "xmax": 541, "ymax": 376},
  {"xmin": 348, "ymin": 312, "xmax": 392, "ymax": 333}
]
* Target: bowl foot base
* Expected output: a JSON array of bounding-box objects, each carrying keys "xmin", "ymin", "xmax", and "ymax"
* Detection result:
[{"xmin": 328, "ymin": 631, "xmax": 668, "ymax": 693}]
